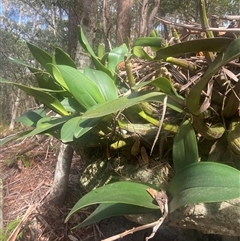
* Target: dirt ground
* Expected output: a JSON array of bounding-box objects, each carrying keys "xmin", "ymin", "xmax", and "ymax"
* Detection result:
[{"xmin": 1, "ymin": 136, "xmax": 239, "ymax": 241}]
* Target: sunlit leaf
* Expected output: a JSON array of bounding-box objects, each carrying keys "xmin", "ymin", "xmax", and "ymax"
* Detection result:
[
  {"xmin": 27, "ymin": 42, "xmax": 53, "ymax": 75},
  {"xmin": 65, "ymin": 181, "xmax": 159, "ymax": 222},
  {"xmin": 16, "ymin": 109, "xmax": 46, "ymax": 127},
  {"xmin": 107, "ymin": 44, "xmax": 129, "ymax": 73},
  {"xmin": 20, "ymin": 116, "xmax": 72, "ymax": 139},
  {"xmin": 167, "ymin": 162, "xmax": 240, "ymax": 213},
  {"xmin": 173, "ymin": 120, "xmax": 199, "ymax": 173},
  {"xmin": 53, "ymin": 65, "xmax": 105, "ymax": 109},
  {"xmin": 155, "ymin": 38, "xmax": 234, "ymax": 59},
  {"xmin": 0, "ymin": 77, "xmax": 69, "ymax": 116},
  {"xmin": 134, "ymin": 37, "xmax": 163, "ymax": 48},
  {"xmin": 77, "ymin": 26, "xmax": 112, "ymax": 77},
  {"xmin": 61, "ymin": 98, "xmax": 85, "ymax": 112},
  {"xmin": 75, "ymin": 203, "xmax": 158, "ymax": 228},
  {"xmin": 54, "ymin": 47, "xmax": 77, "ymax": 68},
  {"xmin": 82, "ymin": 91, "xmax": 184, "ymax": 119},
  {"xmin": 84, "ymin": 66, "xmax": 118, "ymax": 101},
  {"xmin": 133, "ymin": 46, "xmax": 153, "ymax": 60}
]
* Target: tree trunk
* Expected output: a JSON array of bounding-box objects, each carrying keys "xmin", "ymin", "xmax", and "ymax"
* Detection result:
[
  {"xmin": 102, "ymin": 0, "xmax": 112, "ymax": 51},
  {"xmin": 68, "ymin": 0, "xmax": 98, "ymax": 68},
  {"xmin": 116, "ymin": 0, "xmax": 132, "ymax": 46},
  {"xmin": 50, "ymin": 0, "xmax": 98, "ymax": 207},
  {"xmin": 139, "ymin": 0, "xmax": 161, "ymax": 37},
  {"xmin": 9, "ymin": 88, "xmax": 21, "ymax": 131},
  {"xmin": 49, "ymin": 143, "xmax": 73, "ymax": 207}
]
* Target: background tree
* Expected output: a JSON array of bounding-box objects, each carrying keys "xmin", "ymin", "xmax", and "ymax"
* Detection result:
[{"xmin": 116, "ymin": 0, "xmax": 132, "ymax": 46}]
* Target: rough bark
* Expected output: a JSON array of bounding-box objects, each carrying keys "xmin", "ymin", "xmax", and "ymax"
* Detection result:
[
  {"xmin": 139, "ymin": 0, "xmax": 160, "ymax": 37},
  {"xmin": 68, "ymin": 0, "xmax": 98, "ymax": 67},
  {"xmin": 49, "ymin": 143, "xmax": 73, "ymax": 207},
  {"xmin": 9, "ymin": 88, "xmax": 21, "ymax": 131},
  {"xmin": 102, "ymin": 0, "xmax": 112, "ymax": 51},
  {"xmin": 116, "ymin": 0, "xmax": 132, "ymax": 46},
  {"xmin": 0, "ymin": 177, "xmax": 3, "ymax": 230}
]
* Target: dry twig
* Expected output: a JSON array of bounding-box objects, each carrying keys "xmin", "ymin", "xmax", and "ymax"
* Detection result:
[{"xmin": 101, "ymin": 189, "xmax": 168, "ymax": 241}]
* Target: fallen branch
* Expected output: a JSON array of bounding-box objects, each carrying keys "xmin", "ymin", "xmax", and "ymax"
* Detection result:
[{"xmin": 155, "ymin": 16, "xmax": 240, "ymax": 33}]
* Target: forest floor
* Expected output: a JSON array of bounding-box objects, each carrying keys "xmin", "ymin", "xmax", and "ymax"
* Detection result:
[{"xmin": 1, "ymin": 135, "xmax": 239, "ymax": 241}]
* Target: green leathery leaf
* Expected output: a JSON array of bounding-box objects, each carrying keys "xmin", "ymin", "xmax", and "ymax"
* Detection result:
[
  {"xmin": 61, "ymin": 98, "xmax": 85, "ymax": 113},
  {"xmin": 54, "ymin": 47, "xmax": 77, "ymax": 68},
  {"xmin": 16, "ymin": 109, "xmax": 46, "ymax": 127},
  {"xmin": 155, "ymin": 38, "xmax": 234, "ymax": 59},
  {"xmin": 0, "ymin": 77, "xmax": 69, "ymax": 116},
  {"xmin": 60, "ymin": 116, "xmax": 81, "ymax": 142},
  {"xmin": 27, "ymin": 42, "xmax": 53, "ymax": 75},
  {"xmin": 75, "ymin": 203, "xmax": 158, "ymax": 228},
  {"xmin": 65, "ymin": 181, "xmax": 159, "ymax": 222},
  {"xmin": 0, "ymin": 130, "xmax": 33, "ymax": 146},
  {"xmin": 173, "ymin": 120, "xmax": 198, "ymax": 173},
  {"xmin": 134, "ymin": 37, "xmax": 163, "ymax": 48},
  {"xmin": 20, "ymin": 116, "xmax": 72, "ymax": 139},
  {"xmin": 133, "ymin": 77, "xmax": 184, "ymax": 100},
  {"xmin": 74, "ymin": 117, "xmax": 102, "ymax": 139},
  {"xmin": 9, "ymin": 57, "xmax": 62, "ymax": 91},
  {"xmin": 84, "ymin": 67, "xmax": 118, "ymax": 101},
  {"xmin": 60, "ymin": 116, "xmax": 102, "ymax": 142},
  {"xmin": 53, "ymin": 65, "xmax": 105, "ymax": 109},
  {"xmin": 167, "ymin": 162, "xmax": 240, "ymax": 213},
  {"xmin": 107, "ymin": 44, "xmax": 129, "ymax": 73},
  {"xmin": 82, "ymin": 91, "xmax": 184, "ymax": 119},
  {"xmin": 186, "ymin": 37, "xmax": 240, "ymax": 116},
  {"xmin": 77, "ymin": 26, "xmax": 112, "ymax": 77},
  {"xmin": 133, "ymin": 46, "xmax": 153, "ymax": 60}
]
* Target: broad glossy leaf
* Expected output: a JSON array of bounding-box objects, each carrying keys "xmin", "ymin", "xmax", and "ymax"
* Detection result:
[
  {"xmin": 77, "ymin": 26, "xmax": 112, "ymax": 77},
  {"xmin": 16, "ymin": 109, "xmax": 46, "ymax": 127},
  {"xmin": 167, "ymin": 162, "xmax": 240, "ymax": 213},
  {"xmin": 82, "ymin": 91, "xmax": 184, "ymax": 119},
  {"xmin": 60, "ymin": 116, "xmax": 81, "ymax": 142},
  {"xmin": 61, "ymin": 98, "xmax": 85, "ymax": 112},
  {"xmin": 54, "ymin": 47, "xmax": 77, "ymax": 68},
  {"xmin": 134, "ymin": 37, "xmax": 163, "ymax": 47},
  {"xmin": 9, "ymin": 57, "xmax": 62, "ymax": 90},
  {"xmin": 53, "ymin": 65, "xmax": 105, "ymax": 109},
  {"xmin": 186, "ymin": 38, "xmax": 240, "ymax": 115},
  {"xmin": 155, "ymin": 38, "xmax": 234, "ymax": 59},
  {"xmin": 21, "ymin": 116, "xmax": 72, "ymax": 139},
  {"xmin": 27, "ymin": 42, "xmax": 53, "ymax": 75},
  {"xmin": 65, "ymin": 181, "xmax": 159, "ymax": 222},
  {"xmin": 61, "ymin": 116, "xmax": 103, "ymax": 142},
  {"xmin": 75, "ymin": 203, "xmax": 158, "ymax": 228},
  {"xmin": 133, "ymin": 46, "xmax": 153, "ymax": 60},
  {"xmin": 0, "ymin": 78, "xmax": 69, "ymax": 116},
  {"xmin": 84, "ymin": 67, "xmax": 118, "ymax": 101},
  {"xmin": 74, "ymin": 117, "xmax": 102, "ymax": 139},
  {"xmin": 107, "ymin": 44, "xmax": 128, "ymax": 73},
  {"xmin": 173, "ymin": 120, "xmax": 198, "ymax": 173},
  {"xmin": 133, "ymin": 77, "xmax": 184, "ymax": 100}
]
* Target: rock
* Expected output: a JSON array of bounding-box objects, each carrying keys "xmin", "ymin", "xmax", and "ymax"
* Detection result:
[{"xmin": 79, "ymin": 154, "xmax": 240, "ymax": 237}]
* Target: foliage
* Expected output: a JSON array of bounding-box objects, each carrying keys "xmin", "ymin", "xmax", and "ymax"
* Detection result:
[
  {"xmin": 0, "ymin": 218, "xmax": 21, "ymax": 241},
  {"xmin": 1, "ymin": 1, "xmax": 240, "ymax": 234},
  {"xmin": 65, "ymin": 120, "xmax": 240, "ymax": 228}
]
